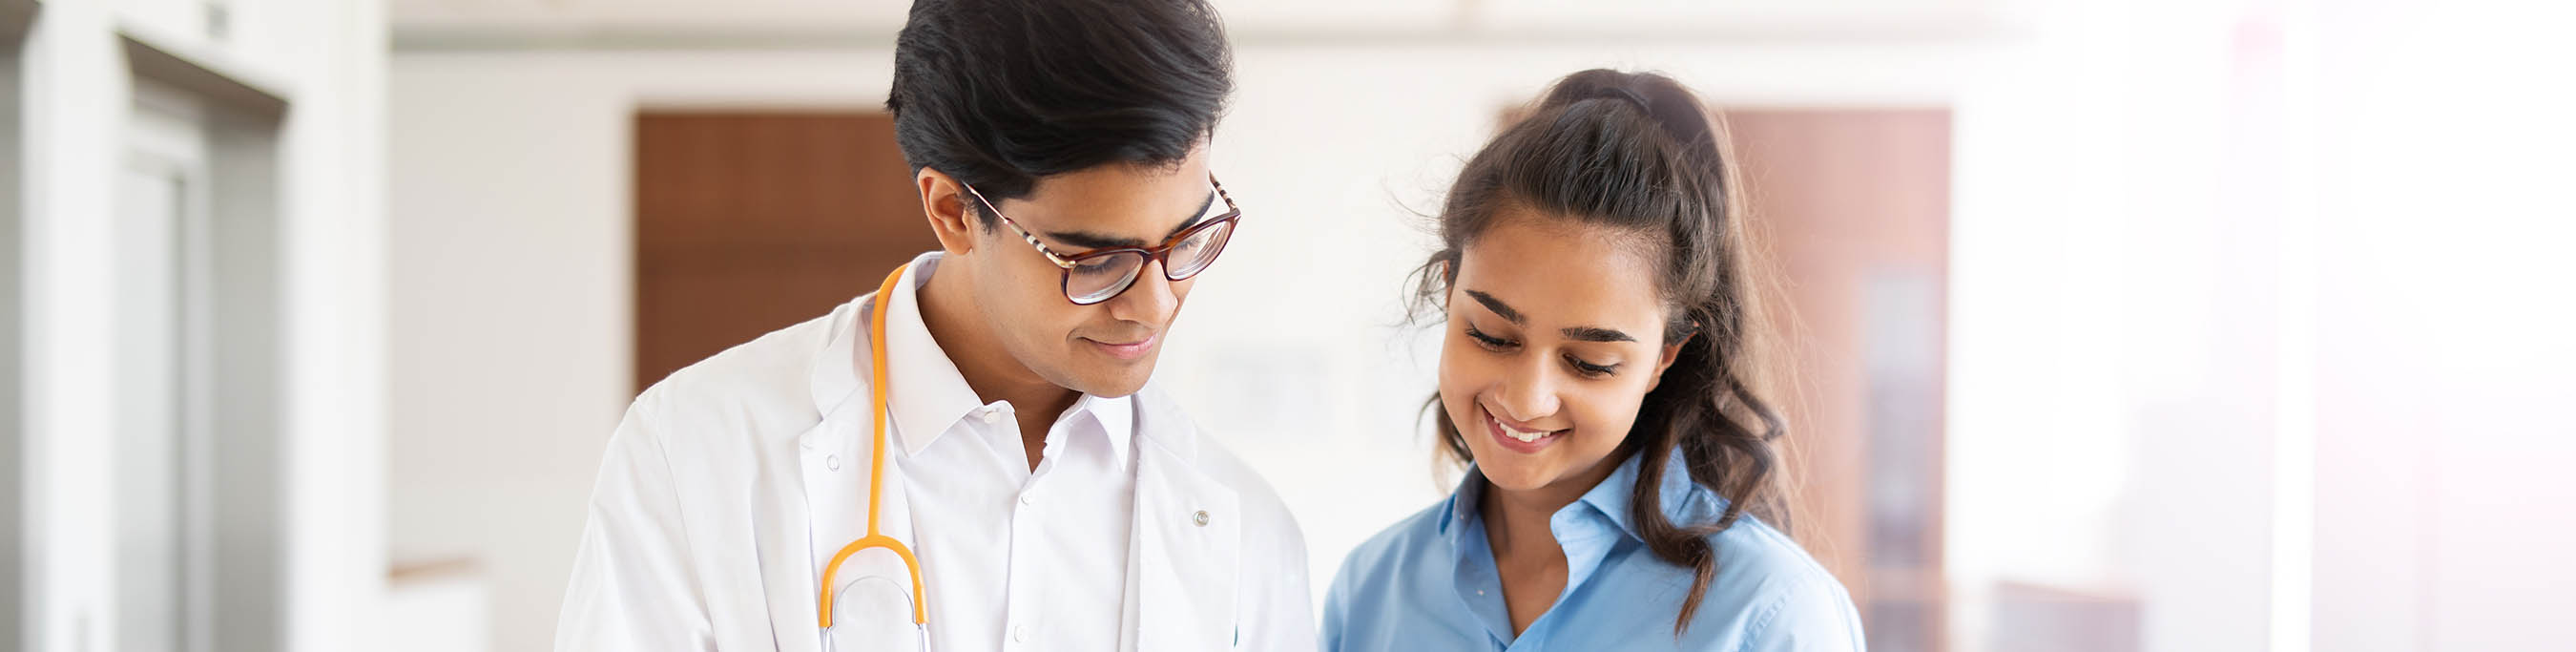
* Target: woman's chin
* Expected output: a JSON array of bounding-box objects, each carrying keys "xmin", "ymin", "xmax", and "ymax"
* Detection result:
[{"xmin": 1470, "ymin": 453, "xmax": 1559, "ymax": 493}]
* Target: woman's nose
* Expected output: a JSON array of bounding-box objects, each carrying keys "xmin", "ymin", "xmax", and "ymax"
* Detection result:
[{"xmin": 1492, "ymin": 360, "xmax": 1562, "ymax": 424}]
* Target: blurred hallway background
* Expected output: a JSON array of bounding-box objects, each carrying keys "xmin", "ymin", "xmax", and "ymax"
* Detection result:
[{"xmin": 8, "ymin": 1, "xmax": 2575, "ymax": 651}]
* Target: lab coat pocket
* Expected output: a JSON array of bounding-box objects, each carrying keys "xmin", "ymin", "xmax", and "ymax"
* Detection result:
[{"xmin": 822, "ymin": 575, "xmax": 926, "ymax": 652}]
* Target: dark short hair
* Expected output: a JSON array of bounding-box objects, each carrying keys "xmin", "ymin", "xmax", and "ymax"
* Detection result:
[{"xmin": 887, "ymin": 0, "xmax": 1234, "ymax": 227}]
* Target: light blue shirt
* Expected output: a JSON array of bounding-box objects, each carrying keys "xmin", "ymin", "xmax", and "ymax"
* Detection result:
[{"xmin": 1320, "ymin": 452, "xmax": 1865, "ymax": 651}]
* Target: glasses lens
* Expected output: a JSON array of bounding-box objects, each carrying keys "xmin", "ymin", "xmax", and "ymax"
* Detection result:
[
  {"xmin": 1162, "ymin": 220, "xmax": 1236, "ymax": 281},
  {"xmin": 1065, "ymin": 252, "xmax": 1146, "ymax": 305}
]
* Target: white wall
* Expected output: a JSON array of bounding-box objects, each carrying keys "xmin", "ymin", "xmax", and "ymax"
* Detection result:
[
  {"xmin": 387, "ymin": 50, "xmax": 882, "ymax": 652},
  {"xmin": 388, "ymin": 37, "xmax": 1977, "ymax": 652},
  {"xmin": 2305, "ymin": 1, "xmax": 2576, "ymax": 649},
  {"xmin": 14, "ymin": 0, "xmax": 387, "ymax": 650},
  {"xmin": 1945, "ymin": 2, "xmax": 2283, "ymax": 649}
]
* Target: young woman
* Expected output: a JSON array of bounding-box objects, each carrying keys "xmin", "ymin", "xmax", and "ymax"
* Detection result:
[{"xmin": 1320, "ymin": 70, "xmax": 1864, "ymax": 650}]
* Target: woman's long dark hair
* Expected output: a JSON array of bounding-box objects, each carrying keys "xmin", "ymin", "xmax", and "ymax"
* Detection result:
[{"xmin": 1410, "ymin": 69, "xmax": 1792, "ymax": 636}]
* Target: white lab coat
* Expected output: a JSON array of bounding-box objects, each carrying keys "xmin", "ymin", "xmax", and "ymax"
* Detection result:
[{"xmin": 554, "ymin": 286, "xmax": 1317, "ymax": 651}]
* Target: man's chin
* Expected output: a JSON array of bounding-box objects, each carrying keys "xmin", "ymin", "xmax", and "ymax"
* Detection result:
[
  {"xmin": 1041, "ymin": 358, "xmax": 1155, "ymax": 400},
  {"xmin": 1074, "ymin": 374, "xmax": 1151, "ymax": 399}
]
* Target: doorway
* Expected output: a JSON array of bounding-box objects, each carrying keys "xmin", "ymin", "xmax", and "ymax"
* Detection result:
[{"xmin": 1727, "ymin": 108, "xmax": 1952, "ymax": 652}]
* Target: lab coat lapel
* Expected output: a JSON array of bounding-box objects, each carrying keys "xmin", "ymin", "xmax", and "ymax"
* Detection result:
[
  {"xmin": 793, "ymin": 292, "xmax": 925, "ymax": 650},
  {"xmin": 777, "ymin": 407, "xmax": 851, "ymax": 652},
  {"xmin": 1119, "ymin": 395, "xmax": 1241, "ymax": 652},
  {"xmin": 766, "ymin": 296, "xmax": 864, "ymax": 652}
]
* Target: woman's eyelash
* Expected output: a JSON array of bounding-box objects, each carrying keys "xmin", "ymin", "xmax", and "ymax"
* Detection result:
[
  {"xmin": 1568, "ymin": 356, "xmax": 1619, "ymax": 377},
  {"xmin": 1466, "ymin": 324, "xmax": 1617, "ymax": 377}
]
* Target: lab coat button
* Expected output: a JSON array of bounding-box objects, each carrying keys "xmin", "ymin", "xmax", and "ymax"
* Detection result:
[
  {"xmin": 1012, "ymin": 624, "xmax": 1029, "ymax": 642},
  {"xmin": 824, "ymin": 454, "xmax": 840, "ymax": 471},
  {"xmin": 1019, "ymin": 493, "xmax": 1036, "ymax": 505},
  {"xmin": 1193, "ymin": 510, "xmax": 1210, "ymax": 526}
]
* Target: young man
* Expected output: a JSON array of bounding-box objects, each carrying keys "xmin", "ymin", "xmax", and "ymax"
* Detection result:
[{"xmin": 553, "ymin": 1, "xmax": 1313, "ymax": 650}]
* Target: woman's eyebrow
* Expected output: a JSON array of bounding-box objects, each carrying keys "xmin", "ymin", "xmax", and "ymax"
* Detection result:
[
  {"xmin": 1466, "ymin": 289, "xmax": 1637, "ymax": 342},
  {"xmin": 1560, "ymin": 326, "xmax": 1637, "ymax": 343},
  {"xmin": 1464, "ymin": 289, "xmax": 1524, "ymax": 325},
  {"xmin": 1040, "ymin": 191, "xmax": 1217, "ymax": 249}
]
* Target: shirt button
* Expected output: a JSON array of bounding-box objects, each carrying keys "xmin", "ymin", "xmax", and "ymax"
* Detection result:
[
  {"xmin": 1012, "ymin": 624, "xmax": 1029, "ymax": 642},
  {"xmin": 981, "ymin": 410, "xmax": 1002, "ymax": 425},
  {"xmin": 823, "ymin": 454, "xmax": 839, "ymax": 471},
  {"xmin": 1019, "ymin": 493, "xmax": 1036, "ymax": 505}
]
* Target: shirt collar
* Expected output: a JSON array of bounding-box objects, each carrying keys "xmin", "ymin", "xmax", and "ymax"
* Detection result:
[
  {"xmin": 1571, "ymin": 450, "xmax": 1722, "ymax": 542},
  {"xmin": 1437, "ymin": 467, "xmax": 1481, "ymax": 543},
  {"xmin": 1065, "ymin": 390, "xmax": 1135, "ymax": 466},
  {"xmin": 880, "ymin": 251, "xmax": 1134, "ymax": 463},
  {"xmin": 1435, "ymin": 450, "xmax": 1722, "ymax": 547}
]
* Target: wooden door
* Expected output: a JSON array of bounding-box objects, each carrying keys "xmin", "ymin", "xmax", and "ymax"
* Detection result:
[
  {"xmin": 633, "ymin": 112, "xmax": 939, "ymax": 393},
  {"xmin": 1726, "ymin": 109, "xmax": 1951, "ymax": 652}
]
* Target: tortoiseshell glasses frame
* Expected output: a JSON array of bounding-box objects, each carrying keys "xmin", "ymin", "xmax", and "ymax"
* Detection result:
[{"xmin": 960, "ymin": 174, "xmax": 1242, "ymax": 305}]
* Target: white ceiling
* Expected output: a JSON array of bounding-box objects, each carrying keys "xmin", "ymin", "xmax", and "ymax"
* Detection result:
[{"xmin": 390, "ymin": 0, "xmax": 2031, "ymax": 50}]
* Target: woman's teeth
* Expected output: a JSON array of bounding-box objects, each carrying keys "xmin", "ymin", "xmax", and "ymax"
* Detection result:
[{"xmin": 1500, "ymin": 420, "xmax": 1555, "ymax": 442}]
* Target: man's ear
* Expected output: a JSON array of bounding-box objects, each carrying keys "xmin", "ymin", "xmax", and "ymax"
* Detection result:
[{"xmin": 919, "ymin": 168, "xmax": 978, "ymax": 256}]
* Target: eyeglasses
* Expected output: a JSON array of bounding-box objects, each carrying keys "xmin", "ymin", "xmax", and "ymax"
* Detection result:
[{"xmin": 962, "ymin": 174, "xmax": 1242, "ymax": 305}]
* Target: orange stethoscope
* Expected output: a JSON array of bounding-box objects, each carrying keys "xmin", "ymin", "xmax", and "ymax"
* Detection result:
[{"xmin": 817, "ymin": 264, "xmax": 930, "ymax": 639}]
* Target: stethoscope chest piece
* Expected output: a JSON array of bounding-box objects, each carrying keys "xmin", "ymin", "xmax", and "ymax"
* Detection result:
[{"xmin": 823, "ymin": 574, "xmax": 929, "ymax": 651}]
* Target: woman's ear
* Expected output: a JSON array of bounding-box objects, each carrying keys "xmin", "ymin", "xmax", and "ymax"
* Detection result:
[
  {"xmin": 1644, "ymin": 329, "xmax": 1693, "ymax": 392},
  {"xmin": 918, "ymin": 168, "xmax": 978, "ymax": 256}
]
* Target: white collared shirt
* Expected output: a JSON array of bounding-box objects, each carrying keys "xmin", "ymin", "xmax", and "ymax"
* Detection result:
[
  {"xmin": 880, "ymin": 252, "xmax": 1137, "ymax": 651},
  {"xmin": 557, "ymin": 249, "xmax": 1318, "ymax": 652}
]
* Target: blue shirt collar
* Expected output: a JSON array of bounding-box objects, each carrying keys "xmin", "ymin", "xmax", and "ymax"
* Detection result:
[
  {"xmin": 1433, "ymin": 451, "xmax": 1727, "ymax": 647},
  {"xmin": 1437, "ymin": 450, "xmax": 1724, "ymax": 546},
  {"xmin": 1580, "ymin": 450, "xmax": 1728, "ymax": 540}
]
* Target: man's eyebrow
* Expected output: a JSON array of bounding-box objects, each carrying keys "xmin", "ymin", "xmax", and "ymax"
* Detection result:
[
  {"xmin": 1040, "ymin": 190, "xmax": 1217, "ymax": 250},
  {"xmin": 1560, "ymin": 326, "xmax": 1638, "ymax": 343},
  {"xmin": 1464, "ymin": 289, "xmax": 1524, "ymax": 325}
]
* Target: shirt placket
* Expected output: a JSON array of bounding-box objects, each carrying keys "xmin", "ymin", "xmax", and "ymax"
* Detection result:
[{"xmin": 998, "ymin": 402, "xmax": 1046, "ymax": 648}]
